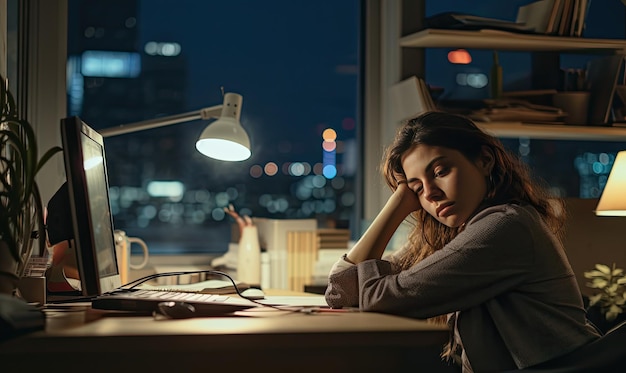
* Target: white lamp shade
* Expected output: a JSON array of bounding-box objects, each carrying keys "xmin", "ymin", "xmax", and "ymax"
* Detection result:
[
  {"xmin": 195, "ymin": 92, "xmax": 251, "ymax": 161},
  {"xmin": 196, "ymin": 116, "xmax": 251, "ymax": 161},
  {"xmin": 595, "ymin": 150, "xmax": 626, "ymax": 216}
]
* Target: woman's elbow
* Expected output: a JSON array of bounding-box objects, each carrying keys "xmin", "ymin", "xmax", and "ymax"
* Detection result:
[{"xmin": 324, "ymin": 283, "xmax": 358, "ymax": 308}]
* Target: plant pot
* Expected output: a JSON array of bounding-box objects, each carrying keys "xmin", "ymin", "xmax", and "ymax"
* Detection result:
[
  {"xmin": 0, "ymin": 241, "xmax": 20, "ymax": 296},
  {"xmin": 586, "ymin": 304, "xmax": 626, "ymax": 334}
]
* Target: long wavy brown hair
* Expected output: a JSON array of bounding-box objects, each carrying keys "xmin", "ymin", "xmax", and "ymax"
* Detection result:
[{"xmin": 381, "ymin": 111, "xmax": 566, "ymax": 325}]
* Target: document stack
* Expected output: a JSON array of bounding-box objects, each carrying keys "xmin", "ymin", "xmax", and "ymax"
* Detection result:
[
  {"xmin": 310, "ymin": 229, "xmax": 351, "ymax": 288},
  {"xmin": 286, "ymin": 230, "xmax": 317, "ymax": 292},
  {"xmin": 254, "ymin": 218, "xmax": 317, "ymax": 290},
  {"xmin": 286, "ymin": 228, "xmax": 351, "ymax": 292}
]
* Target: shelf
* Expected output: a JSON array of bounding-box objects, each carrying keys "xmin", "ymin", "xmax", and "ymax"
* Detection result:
[
  {"xmin": 400, "ymin": 29, "xmax": 626, "ymax": 54},
  {"xmin": 477, "ymin": 122, "xmax": 626, "ymax": 142},
  {"xmin": 400, "ymin": 28, "xmax": 626, "ymax": 142}
]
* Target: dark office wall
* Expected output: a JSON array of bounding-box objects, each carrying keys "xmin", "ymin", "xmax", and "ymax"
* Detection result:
[{"xmin": 563, "ymin": 198, "xmax": 626, "ymax": 295}]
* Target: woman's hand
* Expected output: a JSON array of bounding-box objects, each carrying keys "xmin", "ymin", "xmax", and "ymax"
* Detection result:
[{"xmin": 391, "ymin": 176, "xmax": 421, "ymax": 216}]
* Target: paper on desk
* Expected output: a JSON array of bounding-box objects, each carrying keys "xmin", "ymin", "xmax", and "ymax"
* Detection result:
[{"xmin": 258, "ymin": 296, "xmax": 328, "ymax": 307}]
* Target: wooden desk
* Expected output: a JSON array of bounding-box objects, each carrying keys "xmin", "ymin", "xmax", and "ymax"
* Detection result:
[{"xmin": 1, "ymin": 307, "xmax": 453, "ymax": 372}]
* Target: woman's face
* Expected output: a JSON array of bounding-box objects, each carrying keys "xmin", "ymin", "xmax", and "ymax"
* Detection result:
[{"xmin": 401, "ymin": 144, "xmax": 492, "ymax": 228}]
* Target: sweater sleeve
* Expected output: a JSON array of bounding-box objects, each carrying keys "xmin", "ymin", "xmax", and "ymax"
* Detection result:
[
  {"xmin": 325, "ymin": 205, "xmax": 537, "ymax": 317},
  {"xmin": 325, "ymin": 244, "xmax": 408, "ymax": 308}
]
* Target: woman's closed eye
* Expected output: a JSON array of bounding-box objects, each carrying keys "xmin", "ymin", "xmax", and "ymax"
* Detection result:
[
  {"xmin": 410, "ymin": 166, "xmax": 449, "ymax": 194},
  {"xmin": 434, "ymin": 166, "xmax": 450, "ymax": 178}
]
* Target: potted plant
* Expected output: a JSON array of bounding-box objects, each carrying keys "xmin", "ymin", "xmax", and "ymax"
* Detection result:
[
  {"xmin": 583, "ymin": 263, "xmax": 626, "ymax": 333},
  {"xmin": 1, "ymin": 73, "xmax": 62, "ymax": 295}
]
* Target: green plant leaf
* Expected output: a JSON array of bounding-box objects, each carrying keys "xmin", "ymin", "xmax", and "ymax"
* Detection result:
[
  {"xmin": 35, "ymin": 146, "xmax": 62, "ymax": 175},
  {"xmin": 592, "ymin": 279, "xmax": 608, "ymax": 288},
  {"xmin": 595, "ymin": 263, "xmax": 612, "ymax": 275},
  {"xmin": 589, "ymin": 293, "xmax": 603, "ymax": 306},
  {"xmin": 584, "ymin": 269, "xmax": 608, "ymax": 279}
]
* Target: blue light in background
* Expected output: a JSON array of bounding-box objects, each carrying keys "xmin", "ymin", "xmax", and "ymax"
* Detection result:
[{"xmin": 81, "ymin": 50, "xmax": 141, "ymax": 78}]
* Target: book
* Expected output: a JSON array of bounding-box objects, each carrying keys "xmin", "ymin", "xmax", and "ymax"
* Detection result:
[
  {"xmin": 516, "ymin": 0, "xmax": 557, "ymax": 34},
  {"xmin": 558, "ymin": 0, "xmax": 573, "ymax": 36},
  {"xmin": 389, "ymin": 76, "xmax": 437, "ymax": 124},
  {"xmin": 546, "ymin": 0, "xmax": 564, "ymax": 34},
  {"xmin": 569, "ymin": 0, "xmax": 580, "ymax": 36},
  {"xmin": 287, "ymin": 230, "xmax": 317, "ymax": 292},
  {"xmin": 574, "ymin": 0, "xmax": 589, "ymax": 36},
  {"xmin": 317, "ymin": 228, "xmax": 350, "ymax": 249}
]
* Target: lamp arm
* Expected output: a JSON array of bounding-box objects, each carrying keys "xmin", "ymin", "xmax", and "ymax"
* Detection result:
[{"xmin": 99, "ymin": 104, "xmax": 224, "ymax": 138}]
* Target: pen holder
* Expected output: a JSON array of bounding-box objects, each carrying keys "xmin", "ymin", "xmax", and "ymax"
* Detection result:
[
  {"xmin": 237, "ymin": 225, "xmax": 261, "ymax": 287},
  {"xmin": 552, "ymin": 92, "xmax": 590, "ymax": 125}
]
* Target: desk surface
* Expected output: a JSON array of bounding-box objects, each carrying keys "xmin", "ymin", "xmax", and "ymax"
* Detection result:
[{"xmin": 1, "ymin": 305, "xmax": 453, "ymax": 372}]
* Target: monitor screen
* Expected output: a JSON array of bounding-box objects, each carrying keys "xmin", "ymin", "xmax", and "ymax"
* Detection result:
[{"xmin": 60, "ymin": 116, "xmax": 121, "ymax": 296}]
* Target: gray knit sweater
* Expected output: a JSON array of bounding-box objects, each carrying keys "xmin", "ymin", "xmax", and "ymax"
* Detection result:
[{"xmin": 325, "ymin": 203, "xmax": 600, "ymax": 372}]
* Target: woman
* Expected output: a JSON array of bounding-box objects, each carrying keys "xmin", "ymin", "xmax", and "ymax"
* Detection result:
[{"xmin": 325, "ymin": 112, "xmax": 600, "ymax": 372}]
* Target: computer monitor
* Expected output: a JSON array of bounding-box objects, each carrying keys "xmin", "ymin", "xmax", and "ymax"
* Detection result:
[{"xmin": 60, "ymin": 116, "xmax": 121, "ymax": 296}]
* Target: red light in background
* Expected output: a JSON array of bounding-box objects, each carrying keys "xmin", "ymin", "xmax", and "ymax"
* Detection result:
[{"xmin": 448, "ymin": 49, "xmax": 472, "ymax": 64}]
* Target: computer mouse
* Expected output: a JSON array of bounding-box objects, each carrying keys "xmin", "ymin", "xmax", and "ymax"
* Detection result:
[
  {"xmin": 240, "ymin": 288, "xmax": 265, "ymax": 300},
  {"xmin": 157, "ymin": 301, "xmax": 196, "ymax": 319}
]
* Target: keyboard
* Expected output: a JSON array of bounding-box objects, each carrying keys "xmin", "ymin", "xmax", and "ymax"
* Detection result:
[{"xmin": 91, "ymin": 289, "xmax": 256, "ymax": 315}]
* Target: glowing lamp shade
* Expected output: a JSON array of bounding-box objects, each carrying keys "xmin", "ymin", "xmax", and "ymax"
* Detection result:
[
  {"xmin": 196, "ymin": 118, "xmax": 251, "ymax": 161},
  {"xmin": 595, "ymin": 150, "xmax": 626, "ymax": 217},
  {"xmin": 195, "ymin": 92, "xmax": 251, "ymax": 161}
]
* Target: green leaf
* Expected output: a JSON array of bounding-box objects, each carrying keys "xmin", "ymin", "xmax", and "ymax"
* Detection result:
[
  {"xmin": 584, "ymin": 269, "xmax": 608, "ymax": 279},
  {"xmin": 592, "ymin": 279, "xmax": 608, "ymax": 288},
  {"xmin": 595, "ymin": 263, "xmax": 612, "ymax": 275},
  {"xmin": 589, "ymin": 293, "xmax": 603, "ymax": 306}
]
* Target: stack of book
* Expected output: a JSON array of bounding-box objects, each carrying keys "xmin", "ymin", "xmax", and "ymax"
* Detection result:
[
  {"xmin": 286, "ymin": 230, "xmax": 317, "ymax": 292},
  {"xmin": 516, "ymin": 0, "xmax": 590, "ymax": 36},
  {"xmin": 286, "ymin": 228, "xmax": 351, "ymax": 291},
  {"xmin": 311, "ymin": 229, "xmax": 351, "ymax": 287},
  {"xmin": 254, "ymin": 218, "xmax": 317, "ymax": 290},
  {"xmin": 317, "ymin": 228, "xmax": 351, "ymax": 251}
]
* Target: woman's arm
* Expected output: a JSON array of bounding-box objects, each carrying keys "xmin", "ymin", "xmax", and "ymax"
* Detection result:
[{"xmin": 345, "ymin": 182, "xmax": 420, "ymax": 263}]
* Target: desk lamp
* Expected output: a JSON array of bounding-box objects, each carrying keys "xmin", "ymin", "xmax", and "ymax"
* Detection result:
[
  {"xmin": 98, "ymin": 92, "xmax": 251, "ymax": 161},
  {"xmin": 595, "ymin": 151, "xmax": 626, "ymax": 217}
]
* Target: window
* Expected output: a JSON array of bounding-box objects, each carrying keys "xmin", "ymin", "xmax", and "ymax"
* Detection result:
[
  {"xmin": 67, "ymin": 0, "xmax": 361, "ymax": 254},
  {"xmin": 5, "ymin": 0, "xmax": 18, "ymax": 97}
]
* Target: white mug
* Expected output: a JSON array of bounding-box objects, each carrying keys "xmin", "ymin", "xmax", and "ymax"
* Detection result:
[{"xmin": 114, "ymin": 229, "xmax": 149, "ymax": 284}]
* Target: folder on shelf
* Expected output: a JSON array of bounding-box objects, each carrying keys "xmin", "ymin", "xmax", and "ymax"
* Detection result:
[
  {"xmin": 516, "ymin": 0, "xmax": 559, "ymax": 34},
  {"xmin": 425, "ymin": 12, "xmax": 533, "ymax": 33},
  {"xmin": 586, "ymin": 55, "xmax": 625, "ymax": 125},
  {"xmin": 389, "ymin": 76, "xmax": 437, "ymax": 124}
]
